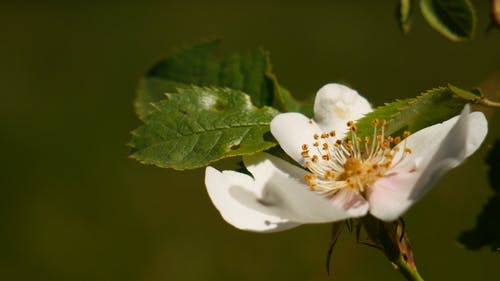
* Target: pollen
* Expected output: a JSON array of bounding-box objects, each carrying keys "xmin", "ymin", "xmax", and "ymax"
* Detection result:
[{"xmin": 300, "ymin": 120, "xmax": 413, "ymax": 196}]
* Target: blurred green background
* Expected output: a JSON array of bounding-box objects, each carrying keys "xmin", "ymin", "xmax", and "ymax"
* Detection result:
[{"xmin": 1, "ymin": 1, "xmax": 499, "ymax": 280}]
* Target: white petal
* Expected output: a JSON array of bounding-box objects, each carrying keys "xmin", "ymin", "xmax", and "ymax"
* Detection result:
[
  {"xmin": 270, "ymin": 112, "xmax": 323, "ymax": 165},
  {"xmin": 367, "ymin": 170, "xmax": 419, "ymax": 221},
  {"xmin": 368, "ymin": 105, "xmax": 488, "ymax": 221},
  {"xmin": 244, "ymin": 153, "xmax": 369, "ymax": 223},
  {"xmin": 313, "ymin": 83, "xmax": 372, "ymax": 137},
  {"xmin": 205, "ymin": 167, "xmax": 298, "ymax": 232},
  {"xmin": 408, "ymin": 106, "xmax": 488, "ymax": 199}
]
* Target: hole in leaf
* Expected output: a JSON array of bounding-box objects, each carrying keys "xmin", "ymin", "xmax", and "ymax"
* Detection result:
[{"xmin": 214, "ymin": 101, "xmax": 226, "ymax": 111}]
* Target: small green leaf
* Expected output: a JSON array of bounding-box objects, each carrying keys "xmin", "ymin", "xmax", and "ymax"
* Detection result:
[
  {"xmin": 448, "ymin": 84, "xmax": 483, "ymax": 100},
  {"xmin": 135, "ymin": 40, "xmax": 281, "ymax": 119},
  {"xmin": 326, "ymin": 222, "xmax": 345, "ymax": 276},
  {"xmin": 459, "ymin": 140, "xmax": 500, "ymax": 251},
  {"xmin": 420, "ymin": 0, "xmax": 476, "ymax": 41},
  {"xmin": 278, "ymin": 86, "xmax": 314, "ymax": 118},
  {"xmin": 398, "ymin": 0, "xmax": 413, "ymax": 33},
  {"xmin": 353, "ymin": 84, "xmax": 481, "ymax": 139},
  {"xmin": 130, "ymin": 86, "xmax": 279, "ymax": 170}
]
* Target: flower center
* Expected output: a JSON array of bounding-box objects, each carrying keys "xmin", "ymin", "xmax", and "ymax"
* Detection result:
[{"xmin": 302, "ymin": 119, "xmax": 412, "ymax": 196}]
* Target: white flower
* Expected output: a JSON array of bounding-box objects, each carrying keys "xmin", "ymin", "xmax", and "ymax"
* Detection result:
[{"xmin": 205, "ymin": 83, "xmax": 488, "ymax": 232}]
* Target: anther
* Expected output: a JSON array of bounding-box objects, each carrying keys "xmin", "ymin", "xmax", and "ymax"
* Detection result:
[
  {"xmin": 304, "ymin": 174, "xmax": 312, "ymax": 181},
  {"xmin": 394, "ymin": 136, "xmax": 401, "ymax": 144},
  {"xmin": 347, "ymin": 121, "xmax": 354, "ymax": 127},
  {"xmin": 403, "ymin": 131, "xmax": 410, "ymax": 138},
  {"xmin": 382, "ymin": 140, "xmax": 389, "ymax": 148},
  {"xmin": 372, "ymin": 119, "xmax": 379, "ymax": 126},
  {"xmin": 312, "ymin": 155, "xmax": 319, "ymax": 162},
  {"xmin": 329, "ymin": 130, "xmax": 336, "ymax": 137},
  {"xmin": 381, "ymin": 120, "xmax": 387, "ymax": 127},
  {"xmin": 404, "ymin": 148, "xmax": 412, "ymax": 154},
  {"xmin": 322, "ymin": 154, "xmax": 330, "ymax": 161},
  {"xmin": 322, "ymin": 143, "xmax": 329, "ymax": 150},
  {"xmin": 301, "ymin": 144, "xmax": 308, "ymax": 150},
  {"xmin": 313, "ymin": 142, "xmax": 319, "ymax": 147},
  {"xmin": 314, "ymin": 134, "xmax": 319, "ymax": 140}
]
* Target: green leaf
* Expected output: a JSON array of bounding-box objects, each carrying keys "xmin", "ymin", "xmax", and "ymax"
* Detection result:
[
  {"xmin": 130, "ymin": 86, "xmax": 279, "ymax": 170},
  {"xmin": 278, "ymin": 86, "xmax": 314, "ymax": 118},
  {"xmin": 420, "ymin": 0, "xmax": 476, "ymax": 41},
  {"xmin": 459, "ymin": 140, "xmax": 500, "ymax": 251},
  {"xmin": 397, "ymin": 0, "xmax": 413, "ymax": 33},
  {"xmin": 448, "ymin": 83, "xmax": 483, "ymax": 100},
  {"xmin": 134, "ymin": 40, "xmax": 282, "ymax": 119},
  {"xmin": 326, "ymin": 222, "xmax": 345, "ymax": 276},
  {"xmin": 352, "ymin": 84, "xmax": 481, "ymax": 139}
]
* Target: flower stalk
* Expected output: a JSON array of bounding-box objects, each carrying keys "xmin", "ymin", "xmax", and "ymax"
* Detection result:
[{"xmin": 361, "ymin": 215, "xmax": 424, "ymax": 281}]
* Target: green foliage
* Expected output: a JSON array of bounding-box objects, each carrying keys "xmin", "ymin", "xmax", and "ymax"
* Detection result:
[
  {"xmin": 134, "ymin": 40, "xmax": 284, "ymax": 119},
  {"xmin": 279, "ymin": 86, "xmax": 314, "ymax": 118},
  {"xmin": 130, "ymin": 41, "xmax": 313, "ymax": 170},
  {"xmin": 420, "ymin": 0, "xmax": 476, "ymax": 41},
  {"xmin": 398, "ymin": 0, "xmax": 413, "ymax": 33},
  {"xmin": 459, "ymin": 140, "xmax": 500, "ymax": 251},
  {"xmin": 130, "ymin": 86, "xmax": 279, "ymax": 170},
  {"xmin": 353, "ymin": 84, "xmax": 481, "ymax": 139}
]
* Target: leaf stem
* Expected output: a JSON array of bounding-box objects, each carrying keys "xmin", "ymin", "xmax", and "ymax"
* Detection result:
[{"xmin": 478, "ymin": 97, "xmax": 500, "ymax": 108}]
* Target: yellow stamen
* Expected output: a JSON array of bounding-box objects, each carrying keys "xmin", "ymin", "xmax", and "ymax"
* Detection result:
[{"xmin": 300, "ymin": 119, "xmax": 412, "ymax": 196}]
